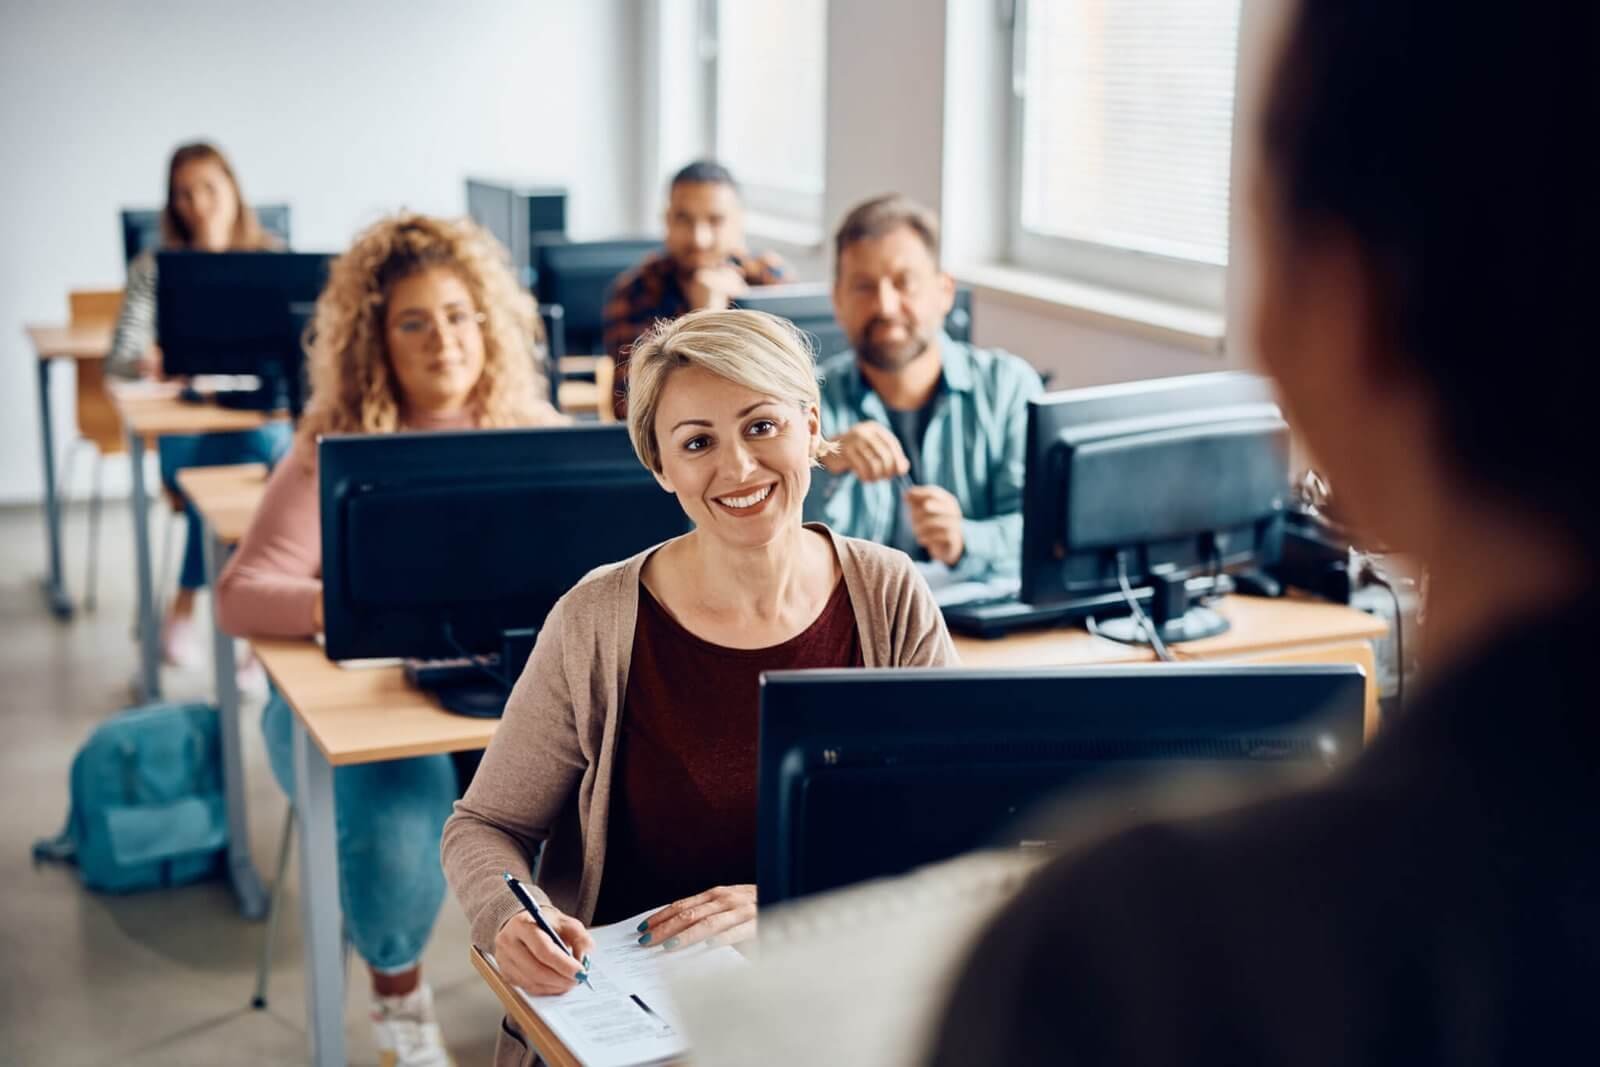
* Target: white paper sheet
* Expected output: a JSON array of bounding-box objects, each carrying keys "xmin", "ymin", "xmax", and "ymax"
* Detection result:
[{"xmin": 489, "ymin": 907, "xmax": 747, "ymax": 1067}]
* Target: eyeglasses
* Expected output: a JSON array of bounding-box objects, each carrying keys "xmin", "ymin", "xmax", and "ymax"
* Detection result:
[{"xmin": 390, "ymin": 308, "xmax": 486, "ymax": 341}]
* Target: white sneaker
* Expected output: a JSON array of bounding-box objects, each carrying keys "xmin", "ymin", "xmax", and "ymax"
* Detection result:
[
  {"xmin": 372, "ymin": 983, "xmax": 454, "ymax": 1067},
  {"xmin": 160, "ymin": 611, "xmax": 204, "ymax": 669},
  {"xmin": 235, "ymin": 645, "xmax": 267, "ymax": 695}
]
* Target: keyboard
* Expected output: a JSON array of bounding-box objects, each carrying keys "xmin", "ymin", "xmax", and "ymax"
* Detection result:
[
  {"xmin": 942, "ymin": 574, "xmax": 1238, "ymax": 639},
  {"xmin": 941, "ymin": 590, "xmax": 1141, "ymax": 638},
  {"xmin": 404, "ymin": 654, "xmax": 502, "ymax": 688}
]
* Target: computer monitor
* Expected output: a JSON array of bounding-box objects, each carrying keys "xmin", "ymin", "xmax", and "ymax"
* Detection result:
[
  {"xmin": 155, "ymin": 251, "xmax": 332, "ymax": 415},
  {"xmin": 757, "ymin": 663, "xmax": 1366, "ymax": 905},
  {"xmin": 734, "ymin": 283, "xmax": 974, "ymax": 360},
  {"xmin": 1016, "ymin": 372, "xmax": 1290, "ymax": 643},
  {"xmin": 533, "ymin": 239, "xmax": 662, "ymax": 355},
  {"xmin": 465, "ymin": 179, "xmax": 567, "ymax": 289},
  {"xmin": 539, "ymin": 304, "xmax": 568, "ymax": 408},
  {"xmin": 319, "ymin": 423, "xmax": 690, "ymax": 679},
  {"xmin": 121, "ymin": 205, "xmax": 292, "ymax": 266}
]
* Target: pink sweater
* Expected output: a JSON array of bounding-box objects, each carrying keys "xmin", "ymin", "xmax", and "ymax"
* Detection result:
[{"xmin": 215, "ymin": 411, "xmax": 476, "ymax": 638}]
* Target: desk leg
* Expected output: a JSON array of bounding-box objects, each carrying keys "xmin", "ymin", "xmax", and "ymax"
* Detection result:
[
  {"xmin": 293, "ymin": 717, "xmax": 346, "ymax": 1067},
  {"xmin": 202, "ymin": 525, "xmax": 267, "ymax": 920},
  {"xmin": 36, "ymin": 358, "xmax": 73, "ymax": 620},
  {"xmin": 127, "ymin": 430, "xmax": 161, "ymax": 702}
]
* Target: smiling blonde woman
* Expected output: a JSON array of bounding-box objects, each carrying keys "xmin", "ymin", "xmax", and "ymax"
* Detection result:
[{"xmin": 442, "ymin": 308, "xmax": 956, "ymax": 1067}]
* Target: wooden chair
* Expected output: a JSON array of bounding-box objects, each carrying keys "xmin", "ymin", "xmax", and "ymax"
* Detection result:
[
  {"xmin": 554, "ymin": 355, "xmax": 617, "ymax": 422},
  {"xmin": 60, "ymin": 291, "xmax": 124, "ymax": 610},
  {"xmin": 61, "ymin": 290, "xmax": 183, "ymax": 611}
]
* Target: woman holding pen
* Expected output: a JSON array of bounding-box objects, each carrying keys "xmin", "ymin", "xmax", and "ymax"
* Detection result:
[{"xmin": 441, "ymin": 309, "xmax": 957, "ymax": 1065}]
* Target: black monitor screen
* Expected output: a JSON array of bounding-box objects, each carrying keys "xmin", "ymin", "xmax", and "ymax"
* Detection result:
[
  {"xmin": 758, "ymin": 664, "xmax": 1366, "ymax": 905},
  {"xmin": 319, "ymin": 424, "xmax": 691, "ymax": 661},
  {"xmin": 155, "ymin": 251, "xmax": 330, "ymax": 415},
  {"xmin": 534, "ymin": 239, "xmax": 663, "ymax": 355},
  {"xmin": 466, "ymin": 180, "xmax": 568, "ymax": 290},
  {"xmin": 466, "ymin": 182, "xmax": 516, "ymax": 261},
  {"xmin": 735, "ymin": 284, "xmax": 974, "ymax": 360},
  {"xmin": 1020, "ymin": 372, "xmax": 1290, "ymax": 608}
]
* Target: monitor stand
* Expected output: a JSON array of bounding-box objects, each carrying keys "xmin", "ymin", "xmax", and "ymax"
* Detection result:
[
  {"xmin": 1095, "ymin": 571, "xmax": 1230, "ymax": 646},
  {"xmin": 405, "ymin": 626, "xmax": 539, "ymax": 719},
  {"xmin": 434, "ymin": 681, "xmax": 509, "ymax": 719}
]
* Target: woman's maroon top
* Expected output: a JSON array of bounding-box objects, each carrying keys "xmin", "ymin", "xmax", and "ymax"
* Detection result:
[{"xmin": 593, "ymin": 578, "xmax": 863, "ymax": 924}]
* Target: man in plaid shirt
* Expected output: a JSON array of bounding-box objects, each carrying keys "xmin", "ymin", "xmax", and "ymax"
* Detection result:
[{"xmin": 602, "ymin": 160, "xmax": 787, "ymax": 416}]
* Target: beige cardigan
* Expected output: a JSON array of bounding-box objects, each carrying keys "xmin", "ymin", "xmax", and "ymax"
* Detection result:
[{"xmin": 441, "ymin": 524, "xmax": 959, "ymax": 951}]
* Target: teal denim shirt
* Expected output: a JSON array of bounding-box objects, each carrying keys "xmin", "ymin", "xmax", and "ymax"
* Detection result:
[{"xmin": 805, "ymin": 334, "xmax": 1043, "ymax": 580}]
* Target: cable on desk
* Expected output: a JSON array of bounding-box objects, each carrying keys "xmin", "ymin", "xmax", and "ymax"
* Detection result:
[
  {"xmin": 441, "ymin": 620, "xmax": 513, "ymax": 692},
  {"xmin": 1117, "ymin": 554, "xmax": 1174, "ymax": 663}
]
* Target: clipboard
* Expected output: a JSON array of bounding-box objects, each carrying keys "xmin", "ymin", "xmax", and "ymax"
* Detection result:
[
  {"xmin": 472, "ymin": 945, "xmax": 693, "ymax": 1067},
  {"xmin": 472, "ymin": 945, "xmax": 588, "ymax": 1067}
]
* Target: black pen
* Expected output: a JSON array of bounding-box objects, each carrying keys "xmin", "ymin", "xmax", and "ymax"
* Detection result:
[
  {"xmin": 630, "ymin": 993, "xmax": 672, "ymax": 1031},
  {"xmin": 503, "ymin": 871, "xmax": 593, "ymax": 990}
]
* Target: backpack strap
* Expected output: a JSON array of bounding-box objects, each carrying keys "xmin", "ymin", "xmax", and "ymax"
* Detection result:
[{"xmin": 31, "ymin": 813, "xmax": 78, "ymax": 867}]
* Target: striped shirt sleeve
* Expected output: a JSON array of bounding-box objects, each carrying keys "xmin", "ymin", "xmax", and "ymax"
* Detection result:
[{"xmin": 107, "ymin": 251, "xmax": 158, "ymax": 379}]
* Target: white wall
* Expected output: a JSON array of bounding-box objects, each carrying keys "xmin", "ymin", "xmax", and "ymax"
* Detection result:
[
  {"xmin": 970, "ymin": 297, "xmax": 1227, "ymax": 388},
  {"xmin": 0, "ymin": 0, "xmax": 641, "ymax": 504},
  {"xmin": 810, "ymin": 1, "xmax": 1229, "ymax": 389},
  {"xmin": 822, "ymin": 0, "xmax": 948, "ymax": 241}
]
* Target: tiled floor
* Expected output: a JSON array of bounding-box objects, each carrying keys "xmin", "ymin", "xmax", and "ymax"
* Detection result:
[{"xmin": 0, "ymin": 502, "xmax": 502, "ymax": 1065}]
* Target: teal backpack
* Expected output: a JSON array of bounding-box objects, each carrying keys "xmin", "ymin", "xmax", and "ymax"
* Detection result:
[{"xmin": 33, "ymin": 701, "xmax": 228, "ymax": 893}]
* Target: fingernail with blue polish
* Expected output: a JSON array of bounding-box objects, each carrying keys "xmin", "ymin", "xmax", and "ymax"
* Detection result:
[
  {"xmin": 638, "ymin": 933, "xmax": 652, "ymax": 945},
  {"xmin": 662, "ymin": 938, "xmax": 679, "ymax": 950},
  {"xmin": 582, "ymin": 955, "xmax": 590, "ymax": 969},
  {"xmin": 574, "ymin": 970, "xmax": 588, "ymax": 982},
  {"xmin": 637, "ymin": 920, "xmax": 649, "ymax": 932}
]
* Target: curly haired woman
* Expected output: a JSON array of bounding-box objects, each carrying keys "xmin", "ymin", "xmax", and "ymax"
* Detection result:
[{"xmin": 217, "ymin": 212, "xmax": 563, "ymax": 1067}]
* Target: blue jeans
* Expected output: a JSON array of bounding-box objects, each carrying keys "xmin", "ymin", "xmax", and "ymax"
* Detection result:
[
  {"xmin": 159, "ymin": 425, "xmax": 292, "ymax": 590},
  {"xmin": 262, "ymin": 689, "xmax": 459, "ymax": 971}
]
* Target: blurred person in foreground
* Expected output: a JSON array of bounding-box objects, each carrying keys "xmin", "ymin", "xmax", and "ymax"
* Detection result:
[{"xmin": 933, "ymin": 2, "xmax": 1599, "ymax": 1063}]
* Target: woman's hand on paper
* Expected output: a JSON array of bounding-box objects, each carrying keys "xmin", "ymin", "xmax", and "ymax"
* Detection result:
[
  {"xmin": 639, "ymin": 884, "xmax": 757, "ymax": 951},
  {"xmin": 495, "ymin": 905, "xmax": 597, "ymax": 995}
]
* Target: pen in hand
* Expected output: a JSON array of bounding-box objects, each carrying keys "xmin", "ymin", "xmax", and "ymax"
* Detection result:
[{"xmin": 503, "ymin": 871, "xmax": 594, "ymax": 991}]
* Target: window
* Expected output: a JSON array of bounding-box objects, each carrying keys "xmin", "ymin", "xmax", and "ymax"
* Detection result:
[
  {"xmin": 703, "ymin": 0, "xmax": 828, "ymax": 230},
  {"xmin": 1010, "ymin": 0, "xmax": 1242, "ymax": 309}
]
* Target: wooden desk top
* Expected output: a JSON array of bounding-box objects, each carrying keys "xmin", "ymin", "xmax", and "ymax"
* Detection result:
[
  {"xmin": 25, "ymin": 323, "xmax": 112, "ymax": 361},
  {"xmin": 110, "ymin": 383, "xmax": 286, "ymax": 436},
  {"xmin": 255, "ymin": 593, "xmax": 1384, "ymax": 767},
  {"xmin": 953, "ymin": 595, "xmax": 1388, "ymax": 668},
  {"xmin": 175, "ymin": 463, "xmax": 270, "ymax": 544},
  {"xmin": 251, "ymin": 638, "xmax": 497, "ymax": 766}
]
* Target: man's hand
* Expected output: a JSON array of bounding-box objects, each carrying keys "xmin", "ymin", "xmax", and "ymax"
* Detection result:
[
  {"xmin": 906, "ymin": 485, "xmax": 965, "ymax": 566},
  {"xmin": 819, "ymin": 421, "xmax": 910, "ymax": 483},
  {"xmin": 684, "ymin": 265, "xmax": 750, "ymax": 311}
]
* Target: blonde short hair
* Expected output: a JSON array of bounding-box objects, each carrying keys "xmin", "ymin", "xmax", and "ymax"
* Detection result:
[{"xmin": 625, "ymin": 309, "xmax": 836, "ymax": 473}]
